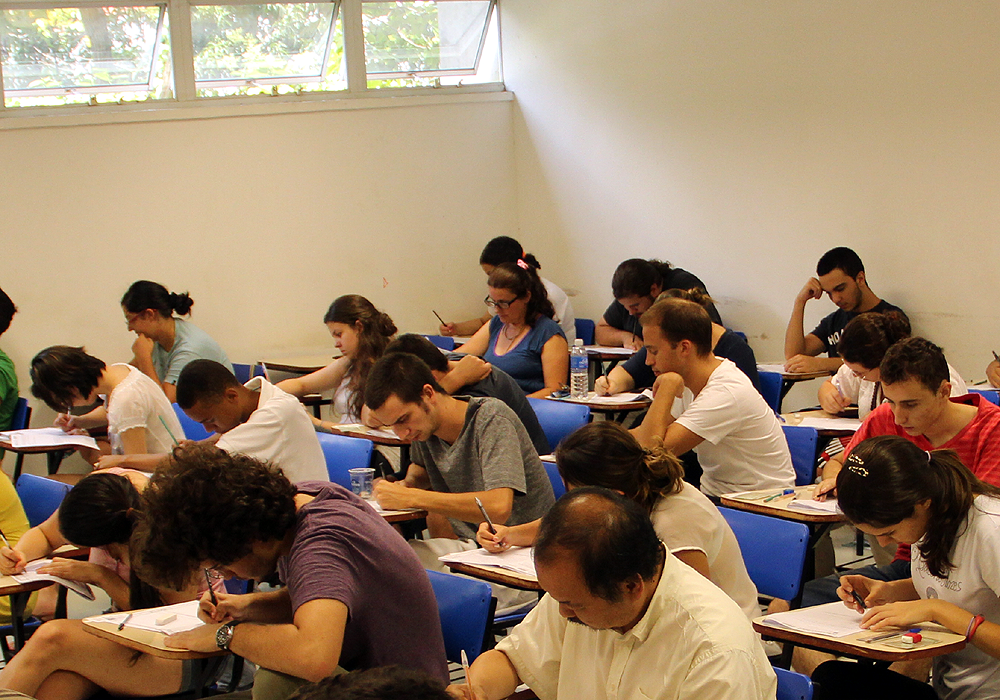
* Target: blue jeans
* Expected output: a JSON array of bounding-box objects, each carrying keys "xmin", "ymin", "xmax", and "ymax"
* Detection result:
[{"xmin": 801, "ymin": 558, "xmax": 911, "ymax": 608}]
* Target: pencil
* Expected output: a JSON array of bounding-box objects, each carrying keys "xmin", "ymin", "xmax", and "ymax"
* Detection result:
[
  {"xmin": 205, "ymin": 569, "xmax": 218, "ymax": 606},
  {"xmin": 159, "ymin": 415, "xmax": 180, "ymax": 446},
  {"xmin": 475, "ymin": 497, "xmax": 496, "ymax": 535},
  {"xmin": 850, "ymin": 590, "xmax": 867, "ymax": 611},
  {"xmin": 461, "ymin": 649, "xmax": 471, "ymax": 686},
  {"xmin": 118, "ymin": 612, "xmax": 133, "ymax": 631},
  {"xmin": 0, "ymin": 529, "xmax": 9, "ymax": 549},
  {"xmin": 432, "ymin": 310, "xmax": 446, "ymax": 326}
]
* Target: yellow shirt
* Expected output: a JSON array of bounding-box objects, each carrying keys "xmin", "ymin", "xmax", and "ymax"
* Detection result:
[{"xmin": 0, "ymin": 475, "xmax": 35, "ymax": 623}]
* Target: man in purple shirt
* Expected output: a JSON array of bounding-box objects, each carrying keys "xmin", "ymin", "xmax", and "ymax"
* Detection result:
[{"xmin": 134, "ymin": 444, "xmax": 447, "ymax": 700}]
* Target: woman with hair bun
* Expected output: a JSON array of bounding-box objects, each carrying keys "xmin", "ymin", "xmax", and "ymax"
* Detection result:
[
  {"xmin": 476, "ymin": 421, "xmax": 759, "ymax": 621},
  {"xmin": 278, "ymin": 295, "xmax": 397, "ymax": 425},
  {"xmin": 121, "ymin": 280, "xmax": 232, "ymax": 402}
]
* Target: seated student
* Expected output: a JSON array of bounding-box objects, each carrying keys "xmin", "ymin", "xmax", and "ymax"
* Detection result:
[
  {"xmin": 364, "ymin": 353, "xmax": 554, "ymax": 565},
  {"xmin": 383, "ymin": 334, "xmax": 550, "ymax": 454},
  {"xmin": 121, "ymin": 280, "xmax": 233, "ymax": 402},
  {"xmin": 450, "ymin": 488, "xmax": 776, "ymax": 700},
  {"xmin": 814, "ymin": 436, "xmax": 1000, "ymax": 700},
  {"xmin": 101, "ymin": 360, "xmax": 326, "ymax": 483},
  {"xmin": 0, "ymin": 288, "xmax": 18, "ymax": 438},
  {"xmin": 596, "ymin": 287, "xmax": 759, "ymax": 395},
  {"xmin": 0, "ymin": 476, "xmax": 34, "ymax": 624},
  {"xmin": 278, "ymin": 295, "xmax": 396, "ymax": 426},
  {"xmin": 595, "ymin": 258, "xmax": 720, "ymax": 350},
  {"xmin": 784, "ymin": 246, "xmax": 905, "ymax": 373},
  {"xmin": 134, "ymin": 445, "xmax": 449, "ymax": 700},
  {"xmin": 477, "ymin": 421, "xmax": 760, "ymax": 621},
  {"xmin": 439, "ymin": 236, "xmax": 576, "ymax": 344},
  {"xmin": 288, "ymin": 667, "xmax": 452, "ymax": 700},
  {"xmin": 0, "ymin": 469, "xmax": 222, "ymax": 700},
  {"xmin": 30, "ymin": 346, "xmax": 183, "ymax": 466},
  {"xmin": 456, "ymin": 263, "xmax": 568, "ymax": 398},
  {"xmin": 630, "ymin": 298, "xmax": 795, "ymax": 498}
]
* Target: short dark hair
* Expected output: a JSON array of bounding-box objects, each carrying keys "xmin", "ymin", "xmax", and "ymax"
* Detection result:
[
  {"xmin": 879, "ymin": 336, "xmax": 949, "ymax": 393},
  {"xmin": 59, "ymin": 472, "xmax": 141, "ymax": 547},
  {"xmin": 479, "ymin": 236, "xmax": 541, "ymax": 271},
  {"xmin": 534, "ymin": 487, "xmax": 662, "ymax": 602},
  {"xmin": 816, "ymin": 247, "xmax": 864, "ymax": 278},
  {"xmin": 487, "ymin": 262, "xmax": 555, "ymax": 324},
  {"xmin": 611, "ymin": 259, "xmax": 672, "ymax": 299},
  {"xmin": 121, "ymin": 280, "xmax": 193, "ymax": 317},
  {"xmin": 176, "ymin": 359, "xmax": 241, "ymax": 409},
  {"xmin": 0, "ymin": 287, "xmax": 16, "ymax": 336},
  {"xmin": 135, "ymin": 445, "xmax": 298, "ymax": 590},
  {"xmin": 384, "ymin": 334, "xmax": 449, "ymax": 373},
  {"xmin": 837, "ymin": 311, "xmax": 911, "ymax": 370},
  {"xmin": 29, "ymin": 346, "xmax": 106, "ymax": 412},
  {"xmin": 364, "ymin": 352, "xmax": 445, "ymax": 411},
  {"xmin": 638, "ymin": 298, "xmax": 712, "ymax": 356},
  {"xmin": 288, "ymin": 667, "xmax": 451, "ymax": 700}
]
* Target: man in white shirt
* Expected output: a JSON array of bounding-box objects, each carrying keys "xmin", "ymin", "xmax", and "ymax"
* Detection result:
[
  {"xmin": 632, "ymin": 297, "xmax": 795, "ymax": 498},
  {"xmin": 449, "ymin": 487, "xmax": 776, "ymax": 700}
]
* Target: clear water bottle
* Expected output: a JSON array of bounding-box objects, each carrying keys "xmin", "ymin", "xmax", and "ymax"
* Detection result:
[{"xmin": 570, "ymin": 338, "xmax": 589, "ymax": 399}]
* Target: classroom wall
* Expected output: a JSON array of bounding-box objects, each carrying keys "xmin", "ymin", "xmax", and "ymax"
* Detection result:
[
  {"xmin": 0, "ymin": 97, "xmax": 517, "ymax": 440},
  {"xmin": 500, "ymin": 0, "xmax": 1000, "ymax": 382}
]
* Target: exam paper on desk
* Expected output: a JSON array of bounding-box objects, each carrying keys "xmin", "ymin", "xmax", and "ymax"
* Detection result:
[
  {"xmin": 438, "ymin": 547, "xmax": 536, "ymax": 578},
  {"xmin": 787, "ymin": 498, "xmax": 842, "ymax": 515},
  {"xmin": 89, "ymin": 600, "xmax": 205, "ymax": 635},
  {"xmin": 11, "ymin": 559, "xmax": 95, "ymax": 600},
  {"xmin": 0, "ymin": 427, "xmax": 99, "ymax": 450},
  {"xmin": 760, "ymin": 601, "xmax": 864, "ymax": 638}
]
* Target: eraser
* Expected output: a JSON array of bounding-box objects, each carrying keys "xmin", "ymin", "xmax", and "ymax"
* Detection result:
[
  {"xmin": 901, "ymin": 632, "xmax": 921, "ymax": 644},
  {"xmin": 156, "ymin": 613, "xmax": 177, "ymax": 626}
]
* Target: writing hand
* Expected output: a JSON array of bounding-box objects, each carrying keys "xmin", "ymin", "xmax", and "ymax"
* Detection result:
[
  {"xmin": 818, "ymin": 387, "xmax": 852, "ymax": 414},
  {"xmin": 837, "ymin": 575, "xmax": 892, "ymax": 613},
  {"xmin": 623, "ymin": 336, "xmax": 643, "ymax": 352},
  {"xmin": 54, "ymin": 413, "xmax": 78, "ymax": 432},
  {"xmin": 594, "ymin": 376, "xmax": 612, "ymax": 396},
  {"xmin": 477, "ymin": 523, "xmax": 510, "ymax": 553},
  {"xmin": 374, "ymin": 479, "xmax": 415, "ymax": 510},
  {"xmin": 439, "ymin": 323, "xmax": 457, "ymax": 337},
  {"xmin": 987, "ymin": 360, "xmax": 1000, "ymax": 389},
  {"xmin": 198, "ymin": 590, "xmax": 245, "ymax": 624},
  {"xmin": 861, "ymin": 600, "xmax": 938, "ymax": 631},
  {"xmin": 813, "ymin": 477, "xmax": 837, "ymax": 502},
  {"xmin": 0, "ymin": 547, "xmax": 27, "ymax": 575}
]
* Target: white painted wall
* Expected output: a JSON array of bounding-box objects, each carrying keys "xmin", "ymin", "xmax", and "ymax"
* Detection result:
[{"xmin": 501, "ymin": 0, "xmax": 1000, "ymax": 385}]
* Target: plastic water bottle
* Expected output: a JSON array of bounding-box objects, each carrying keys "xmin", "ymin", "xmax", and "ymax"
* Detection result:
[{"xmin": 570, "ymin": 338, "xmax": 589, "ymax": 399}]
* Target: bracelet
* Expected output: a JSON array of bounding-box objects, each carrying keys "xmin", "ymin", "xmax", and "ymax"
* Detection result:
[{"xmin": 966, "ymin": 614, "xmax": 986, "ymax": 641}]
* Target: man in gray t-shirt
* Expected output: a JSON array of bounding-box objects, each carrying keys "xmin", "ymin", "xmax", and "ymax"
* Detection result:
[{"xmin": 365, "ymin": 353, "xmax": 555, "ymax": 541}]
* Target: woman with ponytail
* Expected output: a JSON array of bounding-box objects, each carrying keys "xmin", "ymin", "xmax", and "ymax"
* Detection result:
[
  {"xmin": 815, "ymin": 435, "xmax": 1000, "ymax": 700},
  {"xmin": 456, "ymin": 262, "xmax": 569, "ymax": 398},
  {"xmin": 0, "ymin": 468, "xmax": 223, "ymax": 699},
  {"xmin": 439, "ymin": 236, "xmax": 576, "ymax": 343},
  {"xmin": 121, "ymin": 280, "xmax": 232, "ymax": 402},
  {"xmin": 278, "ymin": 294, "xmax": 397, "ymax": 425},
  {"xmin": 475, "ymin": 422, "xmax": 759, "ymax": 620}
]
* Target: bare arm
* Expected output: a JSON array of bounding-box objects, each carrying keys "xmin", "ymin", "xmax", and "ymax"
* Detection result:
[
  {"xmin": 595, "ymin": 316, "xmax": 641, "ymax": 349},
  {"xmin": 448, "ymin": 649, "xmax": 522, "ymax": 700},
  {"xmin": 784, "ymin": 278, "xmax": 824, "ymax": 359},
  {"xmin": 630, "ymin": 372, "xmax": 704, "ymax": 455},
  {"xmin": 527, "ymin": 334, "xmax": 569, "ymax": 399},
  {"xmin": 814, "ymin": 453, "xmax": 844, "ymax": 500},
  {"xmin": 476, "ymin": 520, "xmax": 540, "ymax": 552},
  {"xmin": 673, "ymin": 549, "xmax": 711, "ymax": 580},
  {"xmin": 594, "ymin": 365, "xmax": 636, "ymax": 396},
  {"xmin": 0, "ymin": 510, "xmax": 69, "ymax": 574},
  {"xmin": 455, "ymin": 323, "xmax": 491, "ymax": 356},
  {"xmin": 817, "ymin": 379, "xmax": 852, "ymax": 414},
  {"xmin": 442, "ymin": 313, "xmax": 491, "ymax": 337},
  {"xmin": 439, "ymin": 356, "xmax": 492, "ymax": 395},
  {"xmin": 374, "ymin": 483, "xmax": 516, "ymax": 524},
  {"xmin": 277, "ymin": 357, "xmax": 349, "ymax": 398}
]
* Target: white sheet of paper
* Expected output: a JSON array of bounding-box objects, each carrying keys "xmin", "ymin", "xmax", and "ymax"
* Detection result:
[
  {"xmin": 760, "ymin": 601, "xmax": 865, "ymax": 638},
  {"xmin": 787, "ymin": 498, "xmax": 842, "ymax": 515},
  {"xmin": 337, "ymin": 424, "xmax": 398, "ymax": 440},
  {"xmin": 757, "ymin": 363, "xmax": 822, "ymax": 377},
  {"xmin": 11, "ymin": 559, "xmax": 95, "ymax": 600},
  {"xmin": 793, "ymin": 416, "xmax": 863, "ymax": 432},
  {"xmin": 0, "ymin": 427, "xmax": 98, "ymax": 450},
  {"xmin": 579, "ymin": 392, "xmax": 649, "ymax": 405},
  {"xmin": 439, "ymin": 546, "xmax": 537, "ymax": 578},
  {"xmin": 89, "ymin": 600, "xmax": 205, "ymax": 635},
  {"xmin": 584, "ymin": 345, "xmax": 636, "ymax": 356}
]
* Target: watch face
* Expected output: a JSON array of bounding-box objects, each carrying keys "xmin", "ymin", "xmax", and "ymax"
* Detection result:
[{"xmin": 216, "ymin": 623, "xmax": 234, "ymax": 650}]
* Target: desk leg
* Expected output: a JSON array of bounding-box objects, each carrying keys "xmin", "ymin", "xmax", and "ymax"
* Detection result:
[
  {"xmin": 8, "ymin": 591, "xmax": 30, "ymax": 653},
  {"xmin": 12, "ymin": 453, "xmax": 25, "ymax": 483},
  {"xmin": 312, "ymin": 405, "xmax": 322, "ymax": 419},
  {"xmin": 46, "ymin": 450, "xmax": 67, "ymax": 475},
  {"xmin": 779, "ymin": 379, "xmax": 795, "ymax": 412},
  {"xmin": 191, "ymin": 656, "xmax": 227, "ymax": 698}
]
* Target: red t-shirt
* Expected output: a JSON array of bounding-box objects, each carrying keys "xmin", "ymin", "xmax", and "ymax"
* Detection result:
[{"xmin": 843, "ymin": 393, "xmax": 1000, "ymax": 561}]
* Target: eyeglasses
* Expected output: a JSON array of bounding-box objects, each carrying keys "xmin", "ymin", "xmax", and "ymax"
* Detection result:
[
  {"xmin": 484, "ymin": 295, "xmax": 520, "ymax": 310},
  {"xmin": 849, "ymin": 366, "xmax": 876, "ymax": 381}
]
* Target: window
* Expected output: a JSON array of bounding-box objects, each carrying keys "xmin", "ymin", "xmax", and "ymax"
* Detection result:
[{"xmin": 0, "ymin": 0, "xmax": 500, "ymax": 111}]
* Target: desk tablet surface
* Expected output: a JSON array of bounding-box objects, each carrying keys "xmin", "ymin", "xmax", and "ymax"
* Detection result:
[
  {"xmin": 445, "ymin": 561, "xmax": 541, "ymax": 592},
  {"xmin": 721, "ymin": 487, "xmax": 845, "ymax": 523},
  {"xmin": 83, "ymin": 619, "xmax": 226, "ymax": 660}
]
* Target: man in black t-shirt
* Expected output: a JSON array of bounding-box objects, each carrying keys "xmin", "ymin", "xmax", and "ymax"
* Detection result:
[
  {"xmin": 595, "ymin": 258, "xmax": 721, "ymax": 349},
  {"xmin": 784, "ymin": 247, "xmax": 906, "ymax": 374}
]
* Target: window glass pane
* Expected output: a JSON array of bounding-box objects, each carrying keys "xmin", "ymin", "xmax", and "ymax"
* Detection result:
[
  {"xmin": 192, "ymin": 1, "xmax": 344, "ymax": 95},
  {"xmin": 1, "ymin": 5, "xmax": 170, "ymax": 106},
  {"xmin": 363, "ymin": 0, "xmax": 492, "ymax": 78}
]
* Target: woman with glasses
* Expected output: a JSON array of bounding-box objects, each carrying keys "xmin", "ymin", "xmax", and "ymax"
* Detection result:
[
  {"xmin": 0, "ymin": 468, "xmax": 224, "ymax": 700},
  {"xmin": 457, "ymin": 262, "xmax": 568, "ymax": 398}
]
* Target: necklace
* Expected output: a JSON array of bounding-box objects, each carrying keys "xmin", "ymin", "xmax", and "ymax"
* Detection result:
[{"xmin": 503, "ymin": 322, "xmax": 522, "ymax": 340}]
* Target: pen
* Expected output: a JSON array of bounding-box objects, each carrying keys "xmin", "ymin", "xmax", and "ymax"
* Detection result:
[
  {"xmin": 461, "ymin": 649, "xmax": 471, "ymax": 687},
  {"xmin": 475, "ymin": 497, "xmax": 496, "ymax": 535},
  {"xmin": 205, "ymin": 569, "xmax": 218, "ymax": 606},
  {"xmin": 159, "ymin": 415, "xmax": 180, "ymax": 446},
  {"xmin": 0, "ymin": 529, "xmax": 9, "ymax": 549},
  {"xmin": 850, "ymin": 590, "xmax": 867, "ymax": 611},
  {"xmin": 993, "ymin": 351, "xmax": 999, "ymax": 363},
  {"xmin": 118, "ymin": 612, "xmax": 133, "ymax": 631},
  {"xmin": 432, "ymin": 310, "xmax": 446, "ymax": 326},
  {"xmin": 763, "ymin": 488, "xmax": 795, "ymax": 503},
  {"xmin": 861, "ymin": 630, "xmax": 901, "ymax": 643}
]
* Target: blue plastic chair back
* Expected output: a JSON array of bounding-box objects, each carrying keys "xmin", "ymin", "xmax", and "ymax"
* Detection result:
[
  {"xmin": 718, "ymin": 506, "xmax": 809, "ymax": 601},
  {"xmin": 775, "ymin": 667, "xmax": 814, "ymax": 700},
  {"xmin": 543, "ymin": 459, "xmax": 566, "ymax": 499},
  {"xmin": 10, "ymin": 398, "xmax": 30, "ymax": 431},
  {"xmin": 782, "ymin": 425, "xmax": 819, "ymax": 486},
  {"xmin": 527, "ymin": 398, "xmax": 590, "ymax": 450},
  {"xmin": 172, "ymin": 403, "xmax": 214, "ymax": 441},
  {"xmin": 759, "ymin": 371, "xmax": 783, "ymax": 413},
  {"xmin": 574, "ymin": 318, "xmax": 596, "ymax": 346},
  {"xmin": 970, "ymin": 388, "xmax": 1000, "ymax": 406},
  {"xmin": 425, "ymin": 335, "xmax": 456, "ymax": 352},
  {"xmin": 16, "ymin": 474, "xmax": 72, "ymax": 528},
  {"xmin": 426, "ymin": 570, "xmax": 492, "ymax": 664},
  {"xmin": 316, "ymin": 432, "xmax": 374, "ymax": 490},
  {"xmin": 232, "ymin": 363, "xmax": 252, "ymax": 384}
]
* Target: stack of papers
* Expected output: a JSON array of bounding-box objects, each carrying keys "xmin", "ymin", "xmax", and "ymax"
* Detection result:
[
  {"xmin": 88, "ymin": 600, "xmax": 205, "ymax": 635},
  {"xmin": 337, "ymin": 424, "xmax": 398, "ymax": 440},
  {"xmin": 791, "ymin": 416, "xmax": 862, "ymax": 432},
  {"xmin": 11, "ymin": 559, "xmax": 95, "ymax": 600},
  {"xmin": 787, "ymin": 498, "xmax": 842, "ymax": 515},
  {"xmin": 584, "ymin": 346, "xmax": 635, "ymax": 356},
  {"xmin": 0, "ymin": 428, "xmax": 98, "ymax": 450},
  {"xmin": 578, "ymin": 392, "xmax": 651, "ymax": 405},
  {"xmin": 760, "ymin": 602, "xmax": 864, "ymax": 638},
  {"xmin": 439, "ymin": 547, "xmax": 537, "ymax": 578}
]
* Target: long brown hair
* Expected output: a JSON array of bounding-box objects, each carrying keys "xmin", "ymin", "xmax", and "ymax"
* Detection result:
[
  {"xmin": 487, "ymin": 263, "xmax": 555, "ymax": 326},
  {"xmin": 324, "ymin": 295, "xmax": 397, "ymax": 418}
]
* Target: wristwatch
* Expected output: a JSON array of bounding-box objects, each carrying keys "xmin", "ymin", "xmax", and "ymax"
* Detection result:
[{"xmin": 216, "ymin": 621, "xmax": 239, "ymax": 651}]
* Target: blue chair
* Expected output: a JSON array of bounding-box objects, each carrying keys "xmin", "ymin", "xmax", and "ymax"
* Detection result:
[
  {"xmin": 775, "ymin": 667, "xmax": 815, "ymax": 700},
  {"xmin": 759, "ymin": 371, "xmax": 783, "ymax": 413},
  {"xmin": 718, "ymin": 507, "xmax": 809, "ymax": 603},
  {"xmin": 543, "ymin": 459, "xmax": 566, "ymax": 499},
  {"xmin": 782, "ymin": 425, "xmax": 819, "ymax": 486},
  {"xmin": 316, "ymin": 432, "xmax": 374, "ymax": 490},
  {"xmin": 16, "ymin": 473, "xmax": 72, "ymax": 527},
  {"xmin": 424, "ymin": 335, "xmax": 456, "ymax": 351},
  {"xmin": 9, "ymin": 397, "xmax": 32, "ymax": 481},
  {"xmin": 172, "ymin": 403, "xmax": 213, "ymax": 442},
  {"xmin": 527, "ymin": 398, "xmax": 590, "ymax": 450},
  {"xmin": 426, "ymin": 570, "xmax": 494, "ymax": 664},
  {"xmin": 574, "ymin": 318, "xmax": 595, "ymax": 345},
  {"xmin": 970, "ymin": 387, "xmax": 1000, "ymax": 406}
]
